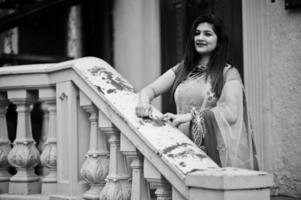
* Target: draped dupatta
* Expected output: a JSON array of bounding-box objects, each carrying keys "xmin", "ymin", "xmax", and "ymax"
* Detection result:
[{"xmin": 191, "ymin": 67, "xmax": 259, "ymax": 170}]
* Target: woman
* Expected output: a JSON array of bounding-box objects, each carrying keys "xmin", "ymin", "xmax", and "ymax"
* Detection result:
[{"xmin": 136, "ymin": 14, "xmax": 258, "ymax": 170}]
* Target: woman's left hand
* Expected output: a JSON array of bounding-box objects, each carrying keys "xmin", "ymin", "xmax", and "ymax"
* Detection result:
[{"xmin": 162, "ymin": 113, "xmax": 192, "ymax": 127}]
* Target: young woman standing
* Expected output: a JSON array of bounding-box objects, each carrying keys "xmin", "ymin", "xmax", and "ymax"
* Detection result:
[{"xmin": 136, "ymin": 14, "xmax": 258, "ymax": 170}]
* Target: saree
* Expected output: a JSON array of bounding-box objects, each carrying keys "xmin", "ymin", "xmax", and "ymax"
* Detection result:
[{"xmin": 175, "ymin": 65, "xmax": 259, "ymax": 170}]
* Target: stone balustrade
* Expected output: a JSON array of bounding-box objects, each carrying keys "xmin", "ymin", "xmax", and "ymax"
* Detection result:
[{"xmin": 0, "ymin": 57, "xmax": 273, "ymax": 200}]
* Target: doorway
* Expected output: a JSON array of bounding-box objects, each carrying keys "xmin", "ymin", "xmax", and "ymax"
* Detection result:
[{"xmin": 160, "ymin": 0, "xmax": 243, "ymax": 113}]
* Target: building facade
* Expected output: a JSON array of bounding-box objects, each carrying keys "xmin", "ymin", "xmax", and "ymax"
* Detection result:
[{"xmin": 0, "ymin": 0, "xmax": 300, "ymax": 198}]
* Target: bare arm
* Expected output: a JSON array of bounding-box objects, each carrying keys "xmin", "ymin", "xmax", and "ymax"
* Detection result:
[
  {"xmin": 136, "ymin": 68, "xmax": 176, "ymax": 117},
  {"xmin": 139, "ymin": 68, "xmax": 176, "ymax": 102}
]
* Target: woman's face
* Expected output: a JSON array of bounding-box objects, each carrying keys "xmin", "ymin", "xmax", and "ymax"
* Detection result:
[{"xmin": 194, "ymin": 22, "xmax": 217, "ymax": 55}]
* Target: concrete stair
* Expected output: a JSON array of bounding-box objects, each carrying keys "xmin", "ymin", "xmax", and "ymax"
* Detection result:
[
  {"xmin": 0, "ymin": 194, "xmax": 299, "ymax": 200},
  {"xmin": 0, "ymin": 194, "xmax": 83, "ymax": 200},
  {"xmin": 0, "ymin": 194, "xmax": 49, "ymax": 200},
  {"xmin": 272, "ymin": 196, "xmax": 301, "ymax": 200}
]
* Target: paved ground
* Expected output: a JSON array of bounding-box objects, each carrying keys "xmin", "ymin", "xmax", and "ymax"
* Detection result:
[{"xmin": 272, "ymin": 196, "xmax": 301, "ymax": 200}]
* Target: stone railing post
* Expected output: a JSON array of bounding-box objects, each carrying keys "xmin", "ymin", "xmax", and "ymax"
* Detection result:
[
  {"xmin": 55, "ymin": 81, "xmax": 88, "ymax": 195},
  {"xmin": 120, "ymin": 134, "xmax": 151, "ymax": 200},
  {"xmin": 80, "ymin": 92, "xmax": 109, "ymax": 200},
  {"xmin": 36, "ymin": 102, "xmax": 49, "ymax": 176},
  {"xmin": 36, "ymin": 103, "xmax": 50, "ymax": 177},
  {"xmin": 38, "ymin": 103, "xmax": 49, "ymax": 157},
  {"xmin": 144, "ymin": 159, "xmax": 171, "ymax": 200},
  {"xmin": 0, "ymin": 92, "xmax": 11, "ymax": 193},
  {"xmin": 7, "ymin": 90, "xmax": 41, "ymax": 194},
  {"xmin": 154, "ymin": 184, "xmax": 172, "ymax": 200},
  {"xmin": 39, "ymin": 88, "xmax": 57, "ymax": 194},
  {"xmin": 99, "ymin": 111, "xmax": 131, "ymax": 200},
  {"xmin": 186, "ymin": 168, "xmax": 273, "ymax": 200}
]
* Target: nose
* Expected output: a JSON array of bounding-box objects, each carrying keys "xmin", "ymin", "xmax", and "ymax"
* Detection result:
[{"xmin": 195, "ymin": 33, "xmax": 205, "ymax": 40}]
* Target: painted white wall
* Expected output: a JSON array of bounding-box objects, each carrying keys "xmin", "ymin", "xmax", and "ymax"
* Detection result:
[
  {"xmin": 269, "ymin": 1, "xmax": 301, "ymax": 197},
  {"xmin": 243, "ymin": 0, "xmax": 301, "ymax": 197},
  {"xmin": 113, "ymin": 0, "xmax": 162, "ymax": 110}
]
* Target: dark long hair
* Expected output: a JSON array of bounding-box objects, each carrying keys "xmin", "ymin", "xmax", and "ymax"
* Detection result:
[{"xmin": 171, "ymin": 14, "xmax": 229, "ymax": 99}]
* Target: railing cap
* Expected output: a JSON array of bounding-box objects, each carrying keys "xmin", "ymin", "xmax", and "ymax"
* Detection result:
[
  {"xmin": 0, "ymin": 57, "xmax": 103, "ymax": 75},
  {"xmin": 185, "ymin": 167, "xmax": 273, "ymax": 190}
]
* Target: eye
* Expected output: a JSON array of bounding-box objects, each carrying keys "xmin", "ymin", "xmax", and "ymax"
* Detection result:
[
  {"xmin": 204, "ymin": 31, "xmax": 213, "ymax": 36},
  {"xmin": 194, "ymin": 30, "xmax": 200, "ymax": 36}
]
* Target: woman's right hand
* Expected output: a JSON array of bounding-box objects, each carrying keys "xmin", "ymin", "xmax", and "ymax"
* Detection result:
[{"xmin": 135, "ymin": 102, "xmax": 152, "ymax": 118}]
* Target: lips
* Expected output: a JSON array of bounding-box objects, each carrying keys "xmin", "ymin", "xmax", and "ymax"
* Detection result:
[{"xmin": 195, "ymin": 40, "xmax": 207, "ymax": 47}]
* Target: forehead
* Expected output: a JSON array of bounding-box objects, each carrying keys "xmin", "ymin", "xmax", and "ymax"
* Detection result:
[{"xmin": 196, "ymin": 22, "xmax": 214, "ymax": 31}]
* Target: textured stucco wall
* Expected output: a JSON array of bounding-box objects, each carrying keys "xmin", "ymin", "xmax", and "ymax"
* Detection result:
[{"xmin": 269, "ymin": 1, "xmax": 301, "ymax": 197}]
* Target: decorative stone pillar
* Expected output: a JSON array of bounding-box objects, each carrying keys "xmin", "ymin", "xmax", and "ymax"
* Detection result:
[
  {"xmin": 39, "ymin": 88, "xmax": 57, "ymax": 194},
  {"xmin": 130, "ymin": 154, "xmax": 151, "ymax": 200},
  {"xmin": 99, "ymin": 112, "xmax": 131, "ymax": 200},
  {"xmin": 38, "ymin": 103, "xmax": 49, "ymax": 154},
  {"xmin": 120, "ymin": 134, "xmax": 150, "ymax": 200},
  {"xmin": 154, "ymin": 184, "xmax": 171, "ymax": 200},
  {"xmin": 80, "ymin": 102, "xmax": 109, "ymax": 200},
  {"xmin": 37, "ymin": 103, "xmax": 50, "ymax": 176},
  {"xmin": 144, "ymin": 159, "xmax": 171, "ymax": 200},
  {"xmin": 0, "ymin": 92, "xmax": 11, "ymax": 193},
  {"xmin": 7, "ymin": 90, "xmax": 41, "ymax": 194}
]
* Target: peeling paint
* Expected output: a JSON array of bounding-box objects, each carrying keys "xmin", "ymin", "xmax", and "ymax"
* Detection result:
[
  {"xmin": 138, "ymin": 120, "xmax": 145, "ymax": 126},
  {"xmin": 107, "ymin": 89, "xmax": 116, "ymax": 94},
  {"xmin": 190, "ymin": 167, "xmax": 271, "ymax": 177},
  {"xmin": 96, "ymin": 86, "xmax": 104, "ymax": 94},
  {"xmin": 179, "ymin": 162, "xmax": 186, "ymax": 167},
  {"xmin": 162, "ymin": 142, "xmax": 191, "ymax": 154},
  {"xmin": 88, "ymin": 66, "xmax": 103, "ymax": 75},
  {"xmin": 87, "ymin": 66, "xmax": 135, "ymax": 94},
  {"xmin": 195, "ymin": 153, "xmax": 207, "ymax": 160},
  {"xmin": 141, "ymin": 116, "xmax": 166, "ymax": 127},
  {"xmin": 186, "ymin": 168, "xmax": 206, "ymax": 174},
  {"xmin": 167, "ymin": 148, "xmax": 207, "ymax": 160}
]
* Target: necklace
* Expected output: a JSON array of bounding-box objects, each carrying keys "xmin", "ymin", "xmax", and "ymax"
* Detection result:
[
  {"xmin": 189, "ymin": 64, "xmax": 207, "ymax": 77},
  {"xmin": 196, "ymin": 64, "xmax": 207, "ymax": 70}
]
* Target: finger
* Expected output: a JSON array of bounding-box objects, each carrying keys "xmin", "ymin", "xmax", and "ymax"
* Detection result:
[
  {"xmin": 163, "ymin": 113, "xmax": 176, "ymax": 119},
  {"xmin": 163, "ymin": 115, "xmax": 174, "ymax": 122},
  {"xmin": 172, "ymin": 118, "xmax": 178, "ymax": 126},
  {"xmin": 172, "ymin": 120, "xmax": 180, "ymax": 127},
  {"xmin": 162, "ymin": 113, "xmax": 170, "ymax": 120},
  {"xmin": 136, "ymin": 107, "xmax": 147, "ymax": 117},
  {"xmin": 161, "ymin": 115, "xmax": 170, "ymax": 121},
  {"xmin": 143, "ymin": 107, "xmax": 152, "ymax": 117},
  {"xmin": 135, "ymin": 107, "xmax": 142, "ymax": 117}
]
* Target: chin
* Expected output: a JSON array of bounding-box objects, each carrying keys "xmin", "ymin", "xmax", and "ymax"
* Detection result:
[{"xmin": 196, "ymin": 49, "xmax": 210, "ymax": 54}]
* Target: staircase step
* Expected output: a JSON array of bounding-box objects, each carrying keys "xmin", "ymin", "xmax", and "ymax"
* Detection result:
[
  {"xmin": 0, "ymin": 194, "xmax": 84, "ymax": 200},
  {"xmin": 0, "ymin": 194, "xmax": 49, "ymax": 200}
]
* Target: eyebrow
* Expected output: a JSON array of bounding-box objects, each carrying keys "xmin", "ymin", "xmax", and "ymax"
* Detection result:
[{"xmin": 195, "ymin": 29, "xmax": 214, "ymax": 33}]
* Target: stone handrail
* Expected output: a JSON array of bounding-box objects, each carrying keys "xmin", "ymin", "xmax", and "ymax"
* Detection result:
[{"xmin": 0, "ymin": 57, "xmax": 273, "ymax": 200}]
